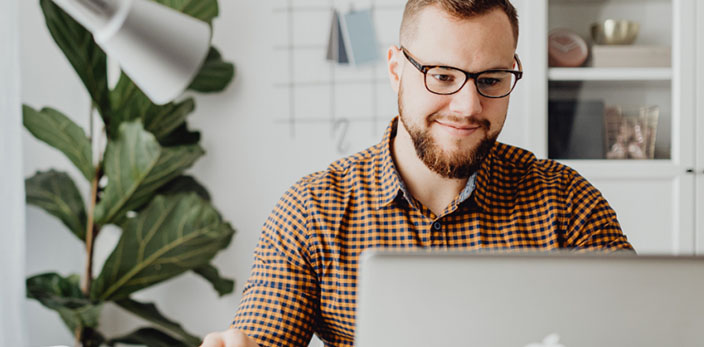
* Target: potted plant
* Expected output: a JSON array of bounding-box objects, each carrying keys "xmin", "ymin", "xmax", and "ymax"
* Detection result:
[{"xmin": 23, "ymin": 0, "xmax": 236, "ymax": 346}]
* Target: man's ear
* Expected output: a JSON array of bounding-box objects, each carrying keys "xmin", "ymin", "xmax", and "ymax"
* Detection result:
[{"xmin": 386, "ymin": 45, "xmax": 403, "ymax": 93}]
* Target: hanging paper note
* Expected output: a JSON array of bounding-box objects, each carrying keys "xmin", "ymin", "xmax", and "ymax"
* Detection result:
[
  {"xmin": 326, "ymin": 10, "xmax": 349, "ymax": 64},
  {"xmin": 326, "ymin": 8, "xmax": 380, "ymax": 65},
  {"xmin": 341, "ymin": 9, "xmax": 380, "ymax": 65}
]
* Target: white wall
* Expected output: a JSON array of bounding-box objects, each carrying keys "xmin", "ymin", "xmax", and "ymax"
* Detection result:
[{"xmin": 1, "ymin": 0, "xmax": 28, "ymax": 344}]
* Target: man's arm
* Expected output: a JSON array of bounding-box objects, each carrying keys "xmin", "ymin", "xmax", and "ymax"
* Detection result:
[
  {"xmin": 205, "ymin": 182, "xmax": 320, "ymax": 347},
  {"xmin": 562, "ymin": 170, "xmax": 635, "ymax": 251},
  {"xmin": 234, "ymin": 181, "xmax": 320, "ymax": 346}
]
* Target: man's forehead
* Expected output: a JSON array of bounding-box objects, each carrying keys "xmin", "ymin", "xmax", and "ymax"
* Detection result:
[{"xmin": 408, "ymin": 5, "xmax": 516, "ymax": 70}]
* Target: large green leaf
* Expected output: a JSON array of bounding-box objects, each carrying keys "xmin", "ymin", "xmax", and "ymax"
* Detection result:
[
  {"xmin": 123, "ymin": 176, "xmax": 211, "ymax": 223},
  {"xmin": 23, "ymin": 105, "xmax": 93, "ymax": 181},
  {"xmin": 158, "ymin": 123, "xmax": 201, "ymax": 147},
  {"xmin": 93, "ymin": 121, "xmax": 204, "ymax": 225},
  {"xmin": 157, "ymin": 175, "xmax": 211, "ymax": 201},
  {"xmin": 143, "ymin": 98, "xmax": 196, "ymax": 141},
  {"xmin": 193, "ymin": 264, "xmax": 234, "ymax": 297},
  {"xmin": 26, "ymin": 170, "xmax": 87, "ymax": 241},
  {"xmin": 26, "ymin": 273, "xmax": 103, "ymax": 332},
  {"xmin": 91, "ymin": 193, "xmax": 235, "ymax": 300},
  {"xmin": 115, "ymin": 298, "xmax": 201, "ymax": 345},
  {"xmin": 152, "ymin": 0, "xmax": 219, "ymax": 23},
  {"xmin": 109, "ymin": 72, "xmax": 196, "ymax": 142},
  {"xmin": 108, "ymin": 327, "xmax": 191, "ymax": 347},
  {"xmin": 81, "ymin": 327, "xmax": 107, "ymax": 347},
  {"xmin": 39, "ymin": 0, "xmax": 111, "ymax": 124},
  {"xmin": 188, "ymin": 47, "xmax": 235, "ymax": 93},
  {"xmin": 108, "ymin": 73, "xmax": 153, "ymax": 139}
]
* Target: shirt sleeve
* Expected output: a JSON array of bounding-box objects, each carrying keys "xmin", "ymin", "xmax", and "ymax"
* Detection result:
[
  {"xmin": 231, "ymin": 182, "xmax": 320, "ymax": 346},
  {"xmin": 562, "ymin": 170, "xmax": 635, "ymax": 252}
]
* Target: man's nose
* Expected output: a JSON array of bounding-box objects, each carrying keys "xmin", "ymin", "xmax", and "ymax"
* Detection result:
[{"xmin": 447, "ymin": 78, "xmax": 483, "ymax": 117}]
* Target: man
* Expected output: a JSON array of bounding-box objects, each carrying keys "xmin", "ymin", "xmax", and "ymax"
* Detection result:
[{"xmin": 202, "ymin": 0, "xmax": 633, "ymax": 346}]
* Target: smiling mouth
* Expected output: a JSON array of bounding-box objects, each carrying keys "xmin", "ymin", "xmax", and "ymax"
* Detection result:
[{"xmin": 434, "ymin": 120, "xmax": 482, "ymax": 135}]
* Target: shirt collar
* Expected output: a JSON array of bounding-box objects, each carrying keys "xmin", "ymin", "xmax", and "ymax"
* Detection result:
[{"xmin": 374, "ymin": 117, "xmax": 482, "ymax": 210}]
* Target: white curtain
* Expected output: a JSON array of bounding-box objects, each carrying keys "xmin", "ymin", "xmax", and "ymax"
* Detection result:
[{"xmin": 0, "ymin": 0, "xmax": 28, "ymax": 345}]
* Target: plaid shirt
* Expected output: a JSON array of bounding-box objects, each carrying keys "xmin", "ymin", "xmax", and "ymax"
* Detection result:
[{"xmin": 231, "ymin": 117, "xmax": 633, "ymax": 347}]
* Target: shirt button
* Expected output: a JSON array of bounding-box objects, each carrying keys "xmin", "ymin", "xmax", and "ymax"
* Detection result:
[{"xmin": 432, "ymin": 222, "xmax": 442, "ymax": 231}]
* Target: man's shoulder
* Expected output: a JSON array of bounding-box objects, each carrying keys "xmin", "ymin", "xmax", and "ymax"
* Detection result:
[
  {"xmin": 485, "ymin": 143, "xmax": 598, "ymax": 211},
  {"xmin": 491, "ymin": 142, "xmax": 580, "ymax": 183},
  {"xmin": 294, "ymin": 142, "xmax": 382, "ymax": 194}
]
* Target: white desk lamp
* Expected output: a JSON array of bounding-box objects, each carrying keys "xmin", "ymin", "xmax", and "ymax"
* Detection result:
[{"xmin": 52, "ymin": 0, "xmax": 211, "ymax": 104}]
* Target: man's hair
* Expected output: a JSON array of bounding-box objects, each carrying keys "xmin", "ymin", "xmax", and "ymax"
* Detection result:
[{"xmin": 400, "ymin": 0, "xmax": 519, "ymax": 46}]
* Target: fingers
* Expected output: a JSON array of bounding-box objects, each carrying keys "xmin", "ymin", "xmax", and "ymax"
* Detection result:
[
  {"xmin": 222, "ymin": 329, "xmax": 255, "ymax": 346},
  {"xmin": 200, "ymin": 329, "xmax": 258, "ymax": 347},
  {"xmin": 200, "ymin": 332, "xmax": 226, "ymax": 347}
]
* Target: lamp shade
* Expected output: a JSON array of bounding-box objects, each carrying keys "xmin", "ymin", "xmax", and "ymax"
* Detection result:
[{"xmin": 52, "ymin": 0, "xmax": 211, "ymax": 104}]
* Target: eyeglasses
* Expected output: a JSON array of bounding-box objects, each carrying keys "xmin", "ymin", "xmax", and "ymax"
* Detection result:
[{"xmin": 401, "ymin": 47, "xmax": 523, "ymax": 98}]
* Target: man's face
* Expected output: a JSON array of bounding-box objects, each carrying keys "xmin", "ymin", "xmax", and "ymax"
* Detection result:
[{"xmin": 390, "ymin": 6, "xmax": 517, "ymax": 178}]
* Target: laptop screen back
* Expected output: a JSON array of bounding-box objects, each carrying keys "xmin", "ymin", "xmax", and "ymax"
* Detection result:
[{"xmin": 355, "ymin": 251, "xmax": 704, "ymax": 347}]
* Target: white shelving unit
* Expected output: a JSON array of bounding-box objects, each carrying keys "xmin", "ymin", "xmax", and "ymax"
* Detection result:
[
  {"xmin": 558, "ymin": 160, "xmax": 680, "ymax": 179},
  {"xmin": 695, "ymin": 0, "xmax": 704, "ymax": 254},
  {"xmin": 548, "ymin": 67, "xmax": 672, "ymax": 81},
  {"xmin": 511, "ymin": 0, "xmax": 700, "ymax": 255}
]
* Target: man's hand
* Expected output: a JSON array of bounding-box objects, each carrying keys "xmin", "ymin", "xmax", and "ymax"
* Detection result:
[{"xmin": 200, "ymin": 328, "xmax": 259, "ymax": 347}]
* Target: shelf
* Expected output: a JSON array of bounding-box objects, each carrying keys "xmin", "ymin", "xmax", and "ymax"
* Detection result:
[{"xmin": 548, "ymin": 67, "xmax": 672, "ymax": 81}]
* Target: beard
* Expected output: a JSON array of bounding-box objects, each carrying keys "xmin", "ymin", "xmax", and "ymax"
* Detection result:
[{"xmin": 398, "ymin": 86, "xmax": 500, "ymax": 179}]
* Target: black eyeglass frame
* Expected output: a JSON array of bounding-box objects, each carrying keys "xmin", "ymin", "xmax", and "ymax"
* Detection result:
[{"xmin": 400, "ymin": 46, "xmax": 523, "ymax": 98}]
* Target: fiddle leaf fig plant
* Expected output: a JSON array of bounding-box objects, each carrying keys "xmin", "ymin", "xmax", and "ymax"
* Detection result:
[{"xmin": 24, "ymin": 0, "xmax": 236, "ymax": 346}]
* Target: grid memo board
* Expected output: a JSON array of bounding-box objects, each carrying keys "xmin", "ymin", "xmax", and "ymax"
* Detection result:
[{"xmin": 272, "ymin": 0, "xmax": 406, "ymax": 153}]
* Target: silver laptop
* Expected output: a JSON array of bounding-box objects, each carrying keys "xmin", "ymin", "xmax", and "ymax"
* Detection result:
[{"xmin": 354, "ymin": 250, "xmax": 704, "ymax": 347}]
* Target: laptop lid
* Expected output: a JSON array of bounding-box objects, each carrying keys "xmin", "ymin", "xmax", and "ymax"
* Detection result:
[{"xmin": 354, "ymin": 250, "xmax": 704, "ymax": 347}]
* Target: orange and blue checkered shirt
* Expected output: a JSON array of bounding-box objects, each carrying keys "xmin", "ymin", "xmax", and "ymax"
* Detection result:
[{"xmin": 231, "ymin": 117, "xmax": 633, "ymax": 347}]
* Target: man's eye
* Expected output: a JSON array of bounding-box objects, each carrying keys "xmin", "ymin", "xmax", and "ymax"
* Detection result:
[
  {"xmin": 431, "ymin": 74, "xmax": 455, "ymax": 83},
  {"xmin": 478, "ymin": 78, "xmax": 501, "ymax": 87}
]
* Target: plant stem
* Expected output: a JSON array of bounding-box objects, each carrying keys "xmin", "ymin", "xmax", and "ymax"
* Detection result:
[
  {"xmin": 78, "ymin": 104, "xmax": 102, "ymax": 347},
  {"xmin": 74, "ymin": 327, "xmax": 81, "ymax": 347},
  {"xmin": 81, "ymin": 164, "xmax": 101, "ymax": 295},
  {"xmin": 82, "ymin": 103, "xmax": 100, "ymax": 296}
]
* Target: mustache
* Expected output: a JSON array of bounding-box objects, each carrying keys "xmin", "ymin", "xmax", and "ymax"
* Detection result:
[{"xmin": 427, "ymin": 113, "xmax": 491, "ymax": 129}]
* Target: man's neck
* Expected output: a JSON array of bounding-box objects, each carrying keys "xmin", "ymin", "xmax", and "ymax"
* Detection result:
[{"xmin": 391, "ymin": 125, "xmax": 468, "ymax": 217}]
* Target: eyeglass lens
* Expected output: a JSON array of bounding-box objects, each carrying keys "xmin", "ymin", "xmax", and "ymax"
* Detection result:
[{"xmin": 425, "ymin": 67, "xmax": 517, "ymax": 97}]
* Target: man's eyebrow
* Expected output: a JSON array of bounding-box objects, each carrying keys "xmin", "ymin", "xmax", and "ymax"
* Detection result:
[
  {"xmin": 481, "ymin": 61, "xmax": 516, "ymax": 70},
  {"xmin": 489, "ymin": 63, "xmax": 515, "ymax": 70},
  {"xmin": 438, "ymin": 63, "xmax": 514, "ymax": 72},
  {"xmin": 423, "ymin": 57, "xmax": 515, "ymax": 71}
]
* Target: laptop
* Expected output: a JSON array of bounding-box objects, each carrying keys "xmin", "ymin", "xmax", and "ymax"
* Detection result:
[{"xmin": 354, "ymin": 250, "xmax": 704, "ymax": 347}]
